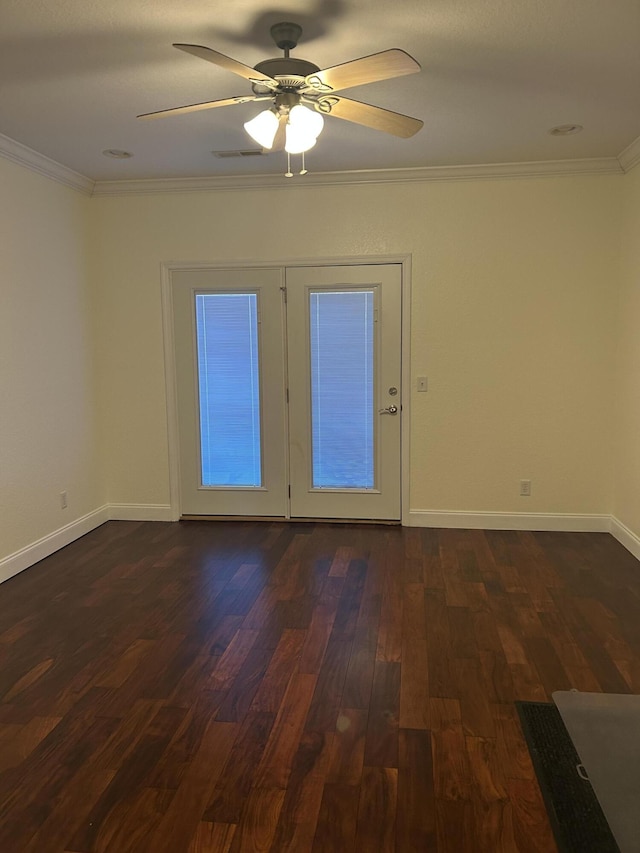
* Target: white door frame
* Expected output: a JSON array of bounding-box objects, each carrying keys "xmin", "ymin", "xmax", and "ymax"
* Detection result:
[{"xmin": 161, "ymin": 254, "xmax": 413, "ymax": 524}]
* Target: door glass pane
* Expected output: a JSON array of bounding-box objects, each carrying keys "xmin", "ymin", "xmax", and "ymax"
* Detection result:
[
  {"xmin": 309, "ymin": 290, "xmax": 374, "ymax": 489},
  {"xmin": 195, "ymin": 293, "xmax": 262, "ymax": 487}
]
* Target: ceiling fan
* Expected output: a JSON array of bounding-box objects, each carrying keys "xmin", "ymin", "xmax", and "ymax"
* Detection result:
[{"xmin": 138, "ymin": 22, "xmax": 423, "ymax": 167}]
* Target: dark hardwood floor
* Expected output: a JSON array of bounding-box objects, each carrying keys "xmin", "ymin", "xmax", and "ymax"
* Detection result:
[{"xmin": 1, "ymin": 520, "xmax": 639, "ymax": 851}]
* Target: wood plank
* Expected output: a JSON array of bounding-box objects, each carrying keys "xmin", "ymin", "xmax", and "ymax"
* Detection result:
[
  {"xmin": 447, "ymin": 606, "xmax": 478, "ymax": 659},
  {"xmin": 326, "ymin": 707, "xmax": 367, "ymax": 785},
  {"xmin": 435, "ymin": 800, "xmax": 474, "ymax": 853},
  {"xmin": 93, "ymin": 639, "xmax": 156, "ymax": 688},
  {"xmin": 297, "ymin": 577, "xmax": 344, "ymax": 675},
  {"xmin": 330, "ymin": 559, "xmax": 368, "ymax": 641},
  {"xmin": 2, "ymin": 657, "xmax": 55, "ymax": 701},
  {"xmin": 465, "ymin": 735, "xmax": 507, "ymax": 801},
  {"xmin": 492, "ymin": 703, "xmax": 536, "ymax": 782},
  {"xmin": 396, "ymin": 729, "xmax": 436, "ymax": 849},
  {"xmin": 376, "ymin": 551, "xmax": 403, "ymax": 663},
  {"xmin": 208, "ymin": 630, "xmax": 259, "ymax": 691},
  {"xmin": 311, "ymin": 782, "xmax": 360, "ymax": 853},
  {"xmin": 188, "ymin": 822, "xmax": 237, "ymax": 853},
  {"xmin": 253, "ymin": 672, "xmax": 317, "ymax": 790},
  {"xmin": 203, "ymin": 711, "xmax": 275, "ymax": 823},
  {"xmin": 227, "ymin": 787, "xmax": 285, "ymax": 853},
  {"xmin": 146, "ymin": 721, "xmax": 239, "ymax": 853},
  {"xmin": 83, "ymin": 786, "xmax": 174, "ymax": 853},
  {"xmin": 269, "ymin": 730, "xmax": 334, "ymax": 852},
  {"xmin": 304, "ymin": 637, "xmax": 353, "ymax": 734},
  {"xmin": 215, "ymin": 646, "xmax": 273, "ymax": 723},
  {"xmin": 249, "ymin": 628, "xmax": 306, "ymax": 712},
  {"xmin": 146, "ymin": 691, "xmax": 226, "ymax": 791},
  {"xmin": 478, "ymin": 649, "xmax": 516, "ymax": 703},
  {"xmin": 0, "ymin": 520, "xmax": 637, "ymax": 851},
  {"xmin": 508, "ymin": 777, "xmax": 559, "ymax": 852},
  {"xmin": 65, "ymin": 704, "xmax": 188, "ymax": 852},
  {"xmin": 341, "ymin": 623, "xmax": 378, "ymax": 709},
  {"xmin": 363, "ymin": 661, "xmax": 401, "ymax": 768},
  {"xmin": 355, "ymin": 766, "xmax": 398, "ymax": 852},
  {"xmin": 522, "ymin": 635, "xmax": 571, "ymax": 698},
  {"xmin": 425, "ymin": 589, "xmax": 457, "ymax": 698},
  {"xmin": 399, "ymin": 583, "xmax": 430, "ymax": 729},
  {"xmin": 328, "ymin": 546, "xmax": 355, "ymax": 577},
  {"xmin": 471, "ymin": 799, "xmax": 518, "ymax": 853},
  {"xmin": 0, "ymin": 707, "xmax": 121, "ymax": 850},
  {"xmin": 0, "ymin": 715, "xmax": 61, "ymax": 773},
  {"xmin": 455, "ymin": 658, "xmax": 496, "ymax": 737},
  {"xmin": 430, "ymin": 698, "xmax": 473, "ymax": 801}
]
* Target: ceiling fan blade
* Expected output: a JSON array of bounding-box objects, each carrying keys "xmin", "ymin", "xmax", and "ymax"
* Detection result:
[
  {"xmin": 174, "ymin": 44, "xmax": 278, "ymax": 88},
  {"xmin": 312, "ymin": 95, "xmax": 423, "ymax": 138},
  {"xmin": 138, "ymin": 95, "xmax": 259, "ymax": 120},
  {"xmin": 304, "ymin": 49, "xmax": 420, "ymax": 94}
]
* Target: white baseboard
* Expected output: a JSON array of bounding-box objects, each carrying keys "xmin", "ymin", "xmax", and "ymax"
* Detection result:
[
  {"xmin": 108, "ymin": 503, "xmax": 175, "ymax": 522},
  {"xmin": 407, "ymin": 510, "xmax": 611, "ymax": 532},
  {"xmin": 0, "ymin": 503, "xmax": 175, "ymax": 586},
  {"xmin": 0, "ymin": 505, "xmax": 110, "ymax": 585},
  {"xmin": 610, "ymin": 516, "xmax": 640, "ymax": 561},
  {"xmin": 2, "ymin": 506, "xmax": 637, "ymax": 588}
]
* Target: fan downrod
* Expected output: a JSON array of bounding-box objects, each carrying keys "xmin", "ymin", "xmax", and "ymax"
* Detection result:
[{"xmin": 270, "ymin": 22, "xmax": 302, "ymax": 56}]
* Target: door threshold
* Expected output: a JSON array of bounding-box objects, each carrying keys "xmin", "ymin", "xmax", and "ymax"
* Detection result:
[{"xmin": 180, "ymin": 514, "xmax": 400, "ymax": 525}]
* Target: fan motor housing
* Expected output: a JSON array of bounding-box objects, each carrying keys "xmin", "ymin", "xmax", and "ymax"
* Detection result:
[{"xmin": 252, "ymin": 57, "xmax": 320, "ymax": 93}]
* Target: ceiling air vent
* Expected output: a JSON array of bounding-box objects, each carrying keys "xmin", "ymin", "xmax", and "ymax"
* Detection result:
[{"xmin": 212, "ymin": 149, "xmax": 265, "ymax": 158}]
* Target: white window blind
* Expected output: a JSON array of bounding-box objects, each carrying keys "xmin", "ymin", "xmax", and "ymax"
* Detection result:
[
  {"xmin": 195, "ymin": 293, "xmax": 262, "ymax": 487},
  {"xmin": 309, "ymin": 290, "xmax": 374, "ymax": 489}
]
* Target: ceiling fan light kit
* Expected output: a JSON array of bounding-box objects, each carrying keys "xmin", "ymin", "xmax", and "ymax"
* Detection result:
[
  {"xmin": 284, "ymin": 105, "xmax": 324, "ymax": 153},
  {"xmin": 138, "ymin": 21, "xmax": 423, "ymax": 177},
  {"xmin": 243, "ymin": 109, "xmax": 279, "ymax": 149},
  {"xmin": 243, "ymin": 100, "xmax": 324, "ymax": 155}
]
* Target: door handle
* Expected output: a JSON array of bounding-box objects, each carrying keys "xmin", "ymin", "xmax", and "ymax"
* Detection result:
[{"xmin": 379, "ymin": 405, "xmax": 398, "ymax": 415}]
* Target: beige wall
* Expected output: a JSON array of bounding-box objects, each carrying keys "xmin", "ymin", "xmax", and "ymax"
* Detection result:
[
  {"xmin": 614, "ymin": 165, "xmax": 640, "ymax": 538},
  {"xmin": 91, "ymin": 174, "xmax": 621, "ymax": 519},
  {"xmin": 0, "ymin": 157, "xmax": 103, "ymax": 568},
  {"xmin": 1, "ymin": 157, "xmax": 634, "ymax": 576}
]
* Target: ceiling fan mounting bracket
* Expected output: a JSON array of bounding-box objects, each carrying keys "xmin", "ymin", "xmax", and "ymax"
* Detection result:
[
  {"xmin": 252, "ymin": 24, "xmax": 319, "ymax": 95},
  {"xmin": 270, "ymin": 22, "xmax": 303, "ymax": 53}
]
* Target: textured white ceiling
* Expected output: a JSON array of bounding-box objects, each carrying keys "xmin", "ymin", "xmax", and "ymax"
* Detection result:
[{"xmin": 1, "ymin": 0, "xmax": 639, "ymax": 182}]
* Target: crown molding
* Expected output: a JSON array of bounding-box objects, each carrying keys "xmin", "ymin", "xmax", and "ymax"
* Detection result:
[
  {"xmin": 0, "ymin": 132, "xmax": 94, "ymax": 196},
  {"xmin": 0, "ymin": 127, "xmax": 629, "ymax": 198},
  {"xmin": 91, "ymin": 156, "xmax": 623, "ymax": 197},
  {"xmin": 618, "ymin": 135, "xmax": 640, "ymax": 174}
]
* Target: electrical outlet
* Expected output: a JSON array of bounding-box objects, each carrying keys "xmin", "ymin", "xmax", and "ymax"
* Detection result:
[
  {"xmin": 60, "ymin": 490, "xmax": 68, "ymax": 509},
  {"xmin": 520, "ymin": 480, "xmax": 532, "ymax": 497}
]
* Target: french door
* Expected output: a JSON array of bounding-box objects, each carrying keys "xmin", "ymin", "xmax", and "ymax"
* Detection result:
[{"xmin": 171, "ymin": 263, "xmax": 402, "ymax": 520}]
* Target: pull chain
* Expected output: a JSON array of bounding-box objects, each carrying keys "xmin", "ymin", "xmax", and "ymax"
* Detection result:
[{"xmin": 284, "ymin": 151, "xmax": 310, "ymax": 178}]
